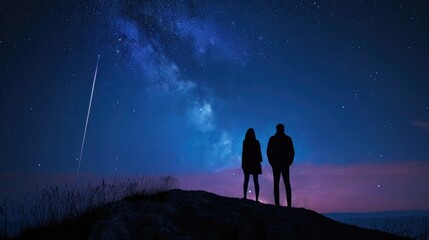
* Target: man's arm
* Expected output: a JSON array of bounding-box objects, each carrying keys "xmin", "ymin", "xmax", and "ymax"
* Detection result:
[
  {"xmin": 267, "ymin": 137, "xmax": 273, "ymax": 165},
  {"xmin": 289, "ymin": 137, "xmax": 295, "ymax": 165}
]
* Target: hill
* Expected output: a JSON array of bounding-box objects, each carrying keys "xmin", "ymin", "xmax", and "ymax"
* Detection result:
[{"xmin": 19, "ymin": 189, "xmax": 410, "ymax": 240}]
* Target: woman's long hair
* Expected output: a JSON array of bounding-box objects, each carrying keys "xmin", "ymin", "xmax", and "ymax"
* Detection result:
[{"xmin": 244, "ymin": 128, "xmax": 257, "ymax": 141}]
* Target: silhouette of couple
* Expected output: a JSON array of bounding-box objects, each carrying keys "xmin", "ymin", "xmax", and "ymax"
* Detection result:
[{"xmin": 242, "ymin": 123, "xmax": 295, "ymax": 207}]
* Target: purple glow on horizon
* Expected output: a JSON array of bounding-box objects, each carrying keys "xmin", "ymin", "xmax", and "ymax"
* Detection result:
[{"xmin": 1, "ymin": 161, "xmax": 428, "ymax": 213}]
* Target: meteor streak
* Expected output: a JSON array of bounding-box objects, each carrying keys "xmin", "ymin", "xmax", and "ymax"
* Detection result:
[{"xmin": 76, "ymin": 54, "xmax": 100, "ymax": 180}]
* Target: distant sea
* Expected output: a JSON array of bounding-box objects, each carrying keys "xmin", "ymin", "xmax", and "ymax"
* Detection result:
[{"xmin": 325, "ymin": 210, "xmax": 429, "ymax": 239}]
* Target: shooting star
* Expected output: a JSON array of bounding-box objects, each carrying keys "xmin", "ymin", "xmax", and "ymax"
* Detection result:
[{"xmin": 76, "ymin": 54, "xmax": 100, "ymax": 180}]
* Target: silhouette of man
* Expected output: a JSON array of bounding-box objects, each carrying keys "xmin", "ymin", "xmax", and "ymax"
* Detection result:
[{"xmin": 267, "ymin": 123, "xmax": 295, "ymax": 207}]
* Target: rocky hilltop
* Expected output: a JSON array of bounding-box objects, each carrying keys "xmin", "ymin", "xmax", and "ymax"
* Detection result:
[
  {"xmin": 90, "ymin": 189, "xmax": 408, "ymax": 240},
  {"xmin": 20, "ymin": 189, "xmax": 410, "ymax": 239}
]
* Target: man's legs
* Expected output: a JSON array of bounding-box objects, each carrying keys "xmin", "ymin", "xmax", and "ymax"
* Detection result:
[
  {"xmin": 281, "ymin": 167, "xmax": 292, "ymax": 207},
  {"xmin": 272, "ymin": 168, "xmax": 281, "ymax": 206}
]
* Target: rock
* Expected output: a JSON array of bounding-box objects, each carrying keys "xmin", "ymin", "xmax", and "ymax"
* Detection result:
[{"xmin": 88, "ymin": 190, "xmax": 410, "ymax": 240}]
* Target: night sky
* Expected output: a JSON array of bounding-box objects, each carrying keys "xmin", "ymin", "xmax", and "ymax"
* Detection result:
[{"xmin": 1, "ymin": 0, "xmax": 428, "ymax": 212}]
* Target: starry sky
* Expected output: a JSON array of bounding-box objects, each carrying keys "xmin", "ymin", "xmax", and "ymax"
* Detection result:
[{"xmin": 1, "ymin": 0, "xmax": 428, "ymax": 212}]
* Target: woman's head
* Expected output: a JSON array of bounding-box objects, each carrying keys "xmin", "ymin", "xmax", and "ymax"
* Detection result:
[{"xmin": 245, "ymin": 128, "xmax": 256, "ymax": 141}]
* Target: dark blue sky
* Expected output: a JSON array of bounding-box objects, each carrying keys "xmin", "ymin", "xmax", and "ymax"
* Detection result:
[{"xmin": 1, "ymin": 0, "xmax": 429, "ymax": 210}]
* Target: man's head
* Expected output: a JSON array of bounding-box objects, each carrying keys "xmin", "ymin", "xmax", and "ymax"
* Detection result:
[{"xmin": 276, "ymin": 123, "xmax": 285, "ymax": 133}]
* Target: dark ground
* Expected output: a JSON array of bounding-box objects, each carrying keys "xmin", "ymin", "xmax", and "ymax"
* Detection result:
[{"xmin": 18, "ymin": 189, "xmax": 411, "ymax": 240}]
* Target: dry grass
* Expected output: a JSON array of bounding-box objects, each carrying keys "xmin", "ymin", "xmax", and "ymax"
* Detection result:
[{"xmin": 0, "ymin": 175, "xmax": 177, "ymax": 239}]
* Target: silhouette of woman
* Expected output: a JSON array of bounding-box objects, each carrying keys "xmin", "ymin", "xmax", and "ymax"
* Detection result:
[{"xmin": 242, "ymin": 128, "xmax": 263, "ymax": 202}]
